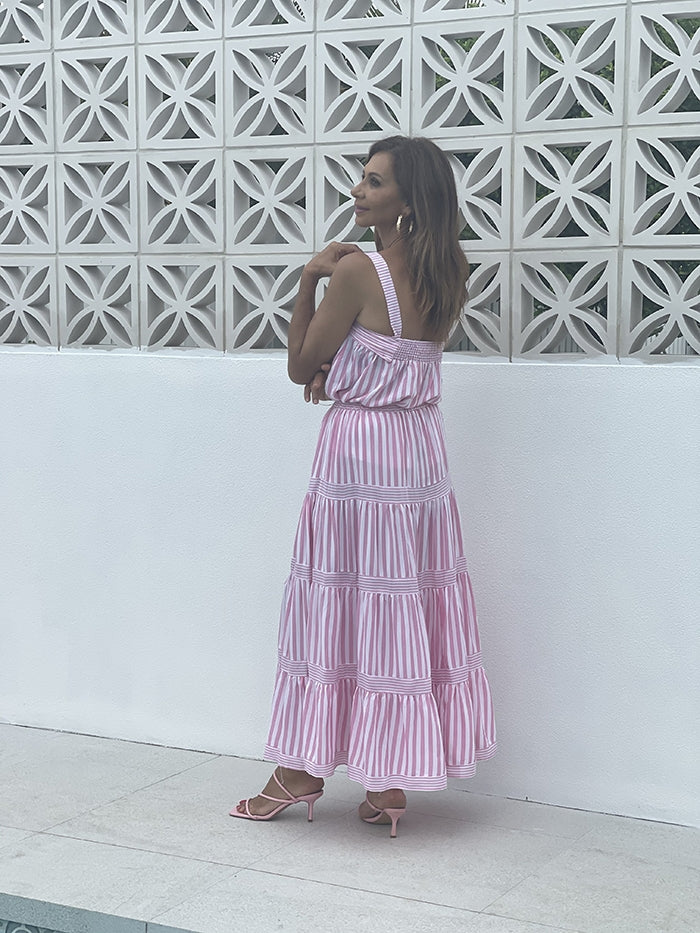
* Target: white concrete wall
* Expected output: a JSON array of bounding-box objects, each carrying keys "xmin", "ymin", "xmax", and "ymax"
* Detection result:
[{"xmin": 1, "ymin": 350, "xmax": 698, "ymax": 827}]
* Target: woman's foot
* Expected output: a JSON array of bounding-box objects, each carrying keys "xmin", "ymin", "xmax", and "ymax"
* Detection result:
[
  {"xmin": 359, "ymin": 788, "xmax": 407, "ymax": 838},
  {"xmin": 358, "ymin": 788, "xmax": 407, "ymax": 823},
  {"xmin": 233, "ymin": 767, "xmax": 324, "ymax": 818}
]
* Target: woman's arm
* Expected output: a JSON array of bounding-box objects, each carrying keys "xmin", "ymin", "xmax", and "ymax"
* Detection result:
[
  {"xmin": 287, "ymin": 243, "xmax": 366, "ymax": 385},
  {"xmin": 304, "ymin": 362, "xmax": 331, "ymax": 404}
]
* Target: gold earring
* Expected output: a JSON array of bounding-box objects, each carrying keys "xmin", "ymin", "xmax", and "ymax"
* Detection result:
[{"xmin": 396, "ymin": 214, "xmax": 414, "ymax": 235}]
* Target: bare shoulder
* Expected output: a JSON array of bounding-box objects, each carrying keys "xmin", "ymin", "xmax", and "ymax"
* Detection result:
[
  {"xmin": 332, "ymin": 249, "xmax": 377, "ymax": 291},
  {"xmin": 335, "ymin": 249, "xmax": 374, "ymax": 274}
]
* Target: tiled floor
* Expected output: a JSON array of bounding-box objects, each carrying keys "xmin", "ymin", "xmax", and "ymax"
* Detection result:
[{"xmin": 0, "ymin": 723, "xmax": 697, "ymax": 933}]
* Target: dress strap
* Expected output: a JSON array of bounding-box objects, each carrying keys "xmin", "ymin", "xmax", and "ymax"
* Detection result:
[{"xmin": 367, "ymin": 252, "xmax": 402, "ymax": 338}]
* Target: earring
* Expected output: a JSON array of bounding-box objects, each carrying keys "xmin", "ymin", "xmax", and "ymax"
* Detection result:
[{"xmin": 396, "ymin": 214, "xmax": 414, "ymax": 235}]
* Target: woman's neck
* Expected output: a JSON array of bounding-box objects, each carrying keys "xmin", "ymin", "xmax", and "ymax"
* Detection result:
[{"xmin": 375, "ymin": 223, "xmax": 407, "ymax": 255}]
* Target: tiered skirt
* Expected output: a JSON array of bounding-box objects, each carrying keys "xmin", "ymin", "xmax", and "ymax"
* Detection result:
[{"xmin": 264, "ymin": 403, "xmax": 496, "ymax": 791}]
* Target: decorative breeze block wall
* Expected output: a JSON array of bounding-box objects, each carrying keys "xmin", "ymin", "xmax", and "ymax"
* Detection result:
[{"xmin": 0, "ymin": 0, "xmax": 698, "ymax": 360}]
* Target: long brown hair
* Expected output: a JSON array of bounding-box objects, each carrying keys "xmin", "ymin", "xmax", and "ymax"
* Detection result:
[{"xmin": 368, "ymin": 136, "xmax": 468, "ymax": 343}]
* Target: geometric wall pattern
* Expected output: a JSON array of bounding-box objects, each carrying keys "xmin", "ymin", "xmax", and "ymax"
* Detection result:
[{"xmin": 0, "ymin": 1, "xmax": 698, "ymax": 360}]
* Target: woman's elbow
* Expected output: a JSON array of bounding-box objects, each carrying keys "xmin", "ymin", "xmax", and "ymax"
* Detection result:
[{"xmin": 287, "ymin": 360, "xmax": 309, "ymax": 384}]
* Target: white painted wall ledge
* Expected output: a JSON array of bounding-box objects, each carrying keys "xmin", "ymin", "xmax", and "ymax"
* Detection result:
[{"xmin": 1, "ymin": 350, "xmax": 698, "ymax": 828}]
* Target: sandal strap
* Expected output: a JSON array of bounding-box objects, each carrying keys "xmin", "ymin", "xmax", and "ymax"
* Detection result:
[
  {"xmin": 364, "ymin": 794, "xmax": 383, "ymax": 814},
  {"xmin": 240, "ymin": 798, "xmax": 254, "ymax": 817},
  {"xmin": 270, "ymin": 767, "xmax": 296, "ymax": 801},
  {"xmin": 239, "ymin": 769, "xmax": 296, "ymax": 810},
  {"xmin": 253, "ymin": 768, "xmax": 323, "ymax": 807},
  {"xmin": 256, "ymin": 791, "xmax": 291, "ymax": 804}
]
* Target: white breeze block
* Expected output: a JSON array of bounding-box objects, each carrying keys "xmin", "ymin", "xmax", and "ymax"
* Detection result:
[{"xmin": 0, "ymin": 0, "xmax": 697, "ymax": 360}]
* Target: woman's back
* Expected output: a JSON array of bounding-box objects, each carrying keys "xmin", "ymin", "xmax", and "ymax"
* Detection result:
[
  {"xmin": 354, "ymin": 249, "xmax": 432, "ymax": 342},
  {"xmin": 324, "ymin": 252, "xmax": 443, "ymax": 412}
]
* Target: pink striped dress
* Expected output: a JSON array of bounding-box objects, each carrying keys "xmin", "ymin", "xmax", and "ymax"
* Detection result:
[{"xmin": 264, "ymin": 251, "xmax": 496, "ymax": 791}]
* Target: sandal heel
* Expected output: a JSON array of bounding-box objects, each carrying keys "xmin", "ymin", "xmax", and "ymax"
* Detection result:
[
  {"xmin": 359, "ymin": 794, "xmax": 407, "ymax": 838},
  {"xmin": 383, "ymin": 808, "xmax": 405, "ymax": 838},
  {"xmin": 303, "ymin": 791, "xmax": 323, "ymax": 822}
]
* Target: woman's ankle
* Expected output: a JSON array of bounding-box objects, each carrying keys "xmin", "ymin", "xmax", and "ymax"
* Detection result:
[
  {"xmin": 369, "ymin": 788, "xmax": 406, "ymax": 807},
  {"xmin": 279, "ymin": 767, "xmax": 323, "ymax": 790}
]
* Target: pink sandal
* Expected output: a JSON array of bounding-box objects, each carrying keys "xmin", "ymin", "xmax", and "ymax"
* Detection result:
[
  {"xmin": 360, "ymin": 794, "xmax": 406, "ymax": 838},
  {"xmin": 229, "ymin": 768, "xmax": 324, "ymax": 822}
]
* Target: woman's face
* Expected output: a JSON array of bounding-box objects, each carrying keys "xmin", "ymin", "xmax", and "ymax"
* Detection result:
[{"xmin": 350, "ymin": 152, "xmax": 408, "ymax": 230}]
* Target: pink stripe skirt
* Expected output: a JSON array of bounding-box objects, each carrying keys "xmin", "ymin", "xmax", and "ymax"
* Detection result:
[{"xmin": 264, "ymin": 403, "xmax": 497, "ymax": 791}]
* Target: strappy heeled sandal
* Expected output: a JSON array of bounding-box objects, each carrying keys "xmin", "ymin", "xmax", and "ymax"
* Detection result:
[
  {"xmin": 229, "ymin": 768, "xmax": 324, "ymax": 822},
  {"xmin": 359, "ymin": 794, "xmax": 406, "ymax": 838}
]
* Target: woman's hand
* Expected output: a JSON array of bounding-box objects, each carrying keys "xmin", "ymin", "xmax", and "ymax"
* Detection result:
[
  {"xmin": 287, "ymin": 246, "xmax": 366, "ymax": 385},
  {"xmin": 304, "ymin": 362, "xmax": 331, "ymax": 404},
  {"xmin": 304, "ymin": 241, "xmax": 362, "ymax": 280}
]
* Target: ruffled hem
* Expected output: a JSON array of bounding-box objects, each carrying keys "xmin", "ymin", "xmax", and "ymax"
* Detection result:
[
  {"xmin": 261, "ymin": 747, "xmax": 499, "ymax": 791},
  {"xmin": 264, "ymin": 668, "xmax": 496, "ymax": 792}
]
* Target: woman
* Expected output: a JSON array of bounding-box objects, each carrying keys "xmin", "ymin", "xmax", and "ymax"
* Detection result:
[{"xmin": 231, "ymin": 136, "xmax": 496, "ymax": 837}]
